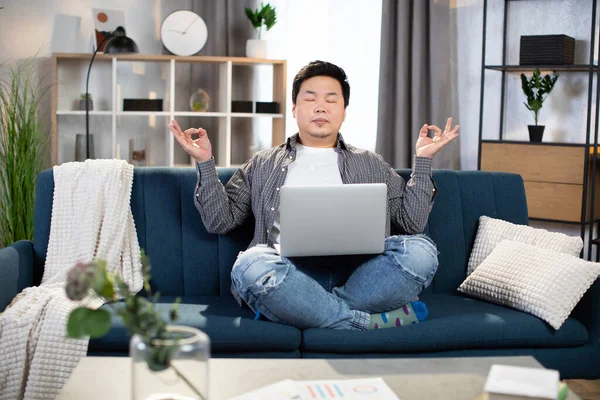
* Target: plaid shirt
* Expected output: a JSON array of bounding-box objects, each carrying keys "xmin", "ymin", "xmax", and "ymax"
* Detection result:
[{"xmin": 194, "ymin": 133, "xmax": 436, "ymax": 249}]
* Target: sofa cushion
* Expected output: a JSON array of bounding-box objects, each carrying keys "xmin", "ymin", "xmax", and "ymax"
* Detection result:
[
  {"xmin": 88, "ymin": 296, "xmax": 302, "ymax": 353},
  {"xmin": 467, "ymin": 216, "xmax": 583, "ymax": 276},
  {"xmin": 459, "ymin": 240, "xmax": 600, "ymax": 330},
  {"xmin": 300, "ymin": 293, "xmax": 588, "ymax": 354}
]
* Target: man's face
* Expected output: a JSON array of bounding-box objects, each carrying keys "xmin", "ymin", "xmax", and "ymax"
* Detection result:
[{"xmin": 292, "ymin": 76, "xmax": 346, "ymax": 145}]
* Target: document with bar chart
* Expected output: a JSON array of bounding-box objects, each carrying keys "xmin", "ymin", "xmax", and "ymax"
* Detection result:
[{"xmin": 232, "ymin": 377, "xmax": 400, "ymax": 400}]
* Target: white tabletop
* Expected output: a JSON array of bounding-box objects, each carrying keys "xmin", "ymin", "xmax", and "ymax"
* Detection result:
[{"xmin": 57, "ymin": 355, "xmax": 579, "ymax": 400}]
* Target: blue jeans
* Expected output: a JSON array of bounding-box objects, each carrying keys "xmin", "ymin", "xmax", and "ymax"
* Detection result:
[{"xmin": 230, "ymin": 234, "xmax": 439, "ymax": 331}]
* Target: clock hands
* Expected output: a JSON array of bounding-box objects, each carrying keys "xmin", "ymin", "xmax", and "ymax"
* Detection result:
[
  {"xmin": 181, "ymin": 16, "xmax": 199, "ymax": 35},
  {"xmin": 169, "ymin": 29, "xmax": 185, "ymax": 34}
]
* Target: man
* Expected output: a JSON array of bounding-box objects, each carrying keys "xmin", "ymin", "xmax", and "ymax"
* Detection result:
[{"xmin": 169, "ymin": 60, "xmax": 459, "ymax": 331}]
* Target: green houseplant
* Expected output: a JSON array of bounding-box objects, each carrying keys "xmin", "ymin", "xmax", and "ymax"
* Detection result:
[
  {"xmin": 65, "ymin": 253, "xmax": 210, "ymax": 399},
  {"xmin": 520, "ymin": 68, "xmax": 559, "ymax": 142},
  {"xmin": 244, "ymin": 3, "xmax": 277, "ymax": 58},
  {"xmin": 79, "ymin": 93, "xmax": 93, "ymax": 111},
  {"xmin": 0, "ymin": 58, "xmax": 49, "ymax": 248}
]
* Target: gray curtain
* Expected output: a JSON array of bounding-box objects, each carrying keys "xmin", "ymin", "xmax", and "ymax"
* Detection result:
[
  {"xmin": 376, "ymin": 0, "xmax": 459, "ymax": 170},
  {"xmin": 173, "ymin": 0, "xmax": 258, "ymax": 165}
]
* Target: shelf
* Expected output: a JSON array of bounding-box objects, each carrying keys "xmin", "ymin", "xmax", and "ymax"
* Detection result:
[
  {"xmin": 53, "ymin": 53, "xmax": 286, "ymax": 66},
  {"xmin": 485, "ymin": 64, "xmax": 598, "ymax": 72},
  {"xmin": 173, "ymin": 112, "xmax": 228, "ymax": 117},
  {"xmin": 57, "ymin": 111, "xmax": 285, "ymax": 118},
  {"xmin": 57, "ymin": 111, "xmax": 113, "ymax": 116},
  {"xmin": 481, "ymin": 140, "xmax": 587, "ymax": 147},
  {"xmin": 52, "ymin": 53, "xmax": 287, "ymax": 167},
  {"xmin": 231, "ymin": 113, "xmax": 284, "ymax": 118}
]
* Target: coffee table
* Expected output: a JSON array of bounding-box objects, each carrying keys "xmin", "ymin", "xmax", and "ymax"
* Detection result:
[{"xmin": 57, "ymin": 356, "xmax": 579, "ymax": 400}]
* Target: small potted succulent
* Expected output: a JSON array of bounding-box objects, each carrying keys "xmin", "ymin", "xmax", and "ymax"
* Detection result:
[
  {"xmin": 520, "ymin": 68, "xmax": 559, "ymax": 142},
  {"xmin": 79, "ymin": 93, "xmax": 93, "ymax": 111},
  {"xmin": 244, "ymin": 2, "xmax": 277, "ymax": 58}
]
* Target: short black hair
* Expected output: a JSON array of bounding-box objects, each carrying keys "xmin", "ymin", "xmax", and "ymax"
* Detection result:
[{"xmin": 292, "ymin": 61, "xmax": 350, "ymax": 107}]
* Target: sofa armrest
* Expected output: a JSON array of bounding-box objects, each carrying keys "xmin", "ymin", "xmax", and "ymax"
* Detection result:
[
  {"xmin": 0, "ymin": 240, "xmax": 34, "ymax": 312},
  {"xmin": 572, "ymin": 278, "xmax": 600, "ymax": 340}
]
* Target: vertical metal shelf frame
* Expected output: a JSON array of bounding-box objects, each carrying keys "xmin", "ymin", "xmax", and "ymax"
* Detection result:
[{"xmin": 477, "ymin": 0, "xmax": 600, "ymax": 261}]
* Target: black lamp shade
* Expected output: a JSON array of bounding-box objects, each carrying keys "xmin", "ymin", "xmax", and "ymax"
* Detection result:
[{"xmin": 104, "ymin": 27, "xmax": 139, "ymax": 54}]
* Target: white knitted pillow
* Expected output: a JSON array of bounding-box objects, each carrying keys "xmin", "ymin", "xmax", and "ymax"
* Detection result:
[
  {"xmin": 459, "ymin": 240, "xmax": 600, "ymax": 329},
  {"xmin": 467, "ymin": 216, "xmax": 583, "ymax": 276}
]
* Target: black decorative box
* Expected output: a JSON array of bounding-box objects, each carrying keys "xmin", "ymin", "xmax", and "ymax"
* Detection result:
[
  {"xmin": 123, "ymin": 99, "xmax": 163, "ymax": 112},
  {"xmin": 519, "ymin": 34, "xmax": 575, "ymax": 65},
  {"xmin": 256, "ymin": 101, "xmax": 279, "ymax": 114},
  {"xmin": 232, "ymin": 100, "xmax": 253, "ymax": 113}
]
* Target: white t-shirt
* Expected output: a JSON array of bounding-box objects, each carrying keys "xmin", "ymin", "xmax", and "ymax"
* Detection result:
[{"xmin": 271, "ymin": 144, "xmax": 342, "ymax": 243}]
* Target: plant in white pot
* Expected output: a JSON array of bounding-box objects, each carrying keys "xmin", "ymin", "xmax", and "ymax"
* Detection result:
[
  {"xmin": 520, "ymin": 68, "xmax": 559, "ymax": 142},
  {"xmin": 245, "ymin": 2, "xmax": 277, "ymax": 59}
]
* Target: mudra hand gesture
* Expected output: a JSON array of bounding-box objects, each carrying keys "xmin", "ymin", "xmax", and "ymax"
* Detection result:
[
  {"xmin": 168, "ymin": 119, "xmax": 212, "ymax": 163},
  {"xmin": 415, "ymin": 117, "xmax": 460, "ymax": 159}
]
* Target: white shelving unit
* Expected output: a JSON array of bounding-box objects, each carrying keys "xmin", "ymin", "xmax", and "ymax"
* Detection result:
[{"xmin": 51, "ymin": 53, "xmax": 287, "ymax": 167}]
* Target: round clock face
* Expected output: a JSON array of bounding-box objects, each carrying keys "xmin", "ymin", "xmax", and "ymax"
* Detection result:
[{"xmin": 160, "ymin": 10, "xmax": 208, "ymax": 56}]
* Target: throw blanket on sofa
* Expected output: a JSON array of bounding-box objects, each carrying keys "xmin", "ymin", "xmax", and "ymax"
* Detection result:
[{"xmin": 0, "ymin": 159, "xmax": 142, "ymax": 400}]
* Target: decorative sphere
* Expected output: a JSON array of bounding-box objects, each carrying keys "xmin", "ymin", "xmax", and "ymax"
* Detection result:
[{"xmin": 189, "ymin": 88, "xmax": 210, "ymax": 112}]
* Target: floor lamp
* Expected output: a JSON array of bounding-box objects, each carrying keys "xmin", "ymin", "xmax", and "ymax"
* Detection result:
[{"xmin": 85, "ymin": 26, "xmax": 139, "ymax": 159}]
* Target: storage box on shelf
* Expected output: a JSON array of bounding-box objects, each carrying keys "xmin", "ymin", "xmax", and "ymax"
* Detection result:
[{"xmin": 51, "ymin": 53, "xmax": 287, "ymax": 167}]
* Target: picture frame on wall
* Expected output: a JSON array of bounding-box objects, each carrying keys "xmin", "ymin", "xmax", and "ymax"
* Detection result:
[{"xmin": 92, "ymin": 8, "xmax": 126, "ymax": 52}]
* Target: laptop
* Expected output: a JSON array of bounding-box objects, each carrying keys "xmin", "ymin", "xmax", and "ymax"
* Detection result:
[{"xmin": 277, "ymin": 183, "xmax": 387, "ymax": 257}]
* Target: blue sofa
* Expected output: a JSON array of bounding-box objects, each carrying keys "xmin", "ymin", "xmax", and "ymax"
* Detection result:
[{"xmin": 1, "ymin": 167, "xmax": 599, "ymax": 379}]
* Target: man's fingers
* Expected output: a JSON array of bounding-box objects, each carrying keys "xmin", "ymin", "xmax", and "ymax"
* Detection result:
[
  {"xmin": 172, "ymin": 119, "xmax": 183, "ymax": 133},
  {"xmin": 183, "ymin": 128, "xmax": 198, "ymax": 138},
  {"xmin": 170, "ymin": 125, "xmax": 188, "ymax": 148},
  {"xmin": 428, "ymin": 125, "xmax": 443, "ymax": 136},
  {"xmin": 445, "ymin": 117, "xmax": 452, "ymax": 132},
  {"xmin": 419, "ymin": 124, "xmax": 428, "ymax": 137}
]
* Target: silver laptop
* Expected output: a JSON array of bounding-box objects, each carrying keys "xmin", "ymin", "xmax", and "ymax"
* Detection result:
[{"xmin": 278, "ymin": 183, "xmax": 387, "ymax": 257}]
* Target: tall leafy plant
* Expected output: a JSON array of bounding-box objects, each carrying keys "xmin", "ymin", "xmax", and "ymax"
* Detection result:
[
  {"xmin": 245, "ymin": 2, "xmax": 277, "ymax": 40},
  {"xmin": 0, "ymin": 59, "xmax": 49, "ymax": 248}
]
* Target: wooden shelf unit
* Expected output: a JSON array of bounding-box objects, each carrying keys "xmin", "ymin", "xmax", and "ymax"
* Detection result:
[
  {"xmin": 51, "ymin": 53, "xmax": 287, "ymax": 167},
  {"xmin": 481, "ymin": 142, "xmax": 600, "ymax": 223}
]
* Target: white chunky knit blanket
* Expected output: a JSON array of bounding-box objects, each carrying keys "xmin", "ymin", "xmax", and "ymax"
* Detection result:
[{"xmin": 0, "ymin": 159, "xmax": 143, "ymax": 399}]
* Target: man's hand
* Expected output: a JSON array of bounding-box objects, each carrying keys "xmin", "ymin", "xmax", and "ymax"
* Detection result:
[
  {"xmin": 168, "ymin": 119, "xmax": 212, "ymax": 163},
  {"xmin": 415, "ymin": 117, "xmax": 460, "ymax": 159}
]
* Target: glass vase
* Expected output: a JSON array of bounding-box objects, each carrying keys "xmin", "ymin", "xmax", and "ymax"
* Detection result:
[{"xmin": 130, "ymin": 325, "xmax": 210, "ymax": 400}]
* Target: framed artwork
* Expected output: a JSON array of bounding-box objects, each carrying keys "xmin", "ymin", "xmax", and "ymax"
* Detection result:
[{"xmin": 92, "ymin": 8, "xmax": 126, "ymax": 52}]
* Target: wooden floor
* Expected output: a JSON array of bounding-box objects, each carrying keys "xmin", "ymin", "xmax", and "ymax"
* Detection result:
[{"xmin": 566, "ymin": 380, "xmax": 600, "ymax": 400}]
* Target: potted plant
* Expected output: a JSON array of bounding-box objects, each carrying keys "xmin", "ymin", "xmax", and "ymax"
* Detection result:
[
  {"xmin": 79, "ymin": 93, "xmax": 93, "ymax": 111},
  {"xmin": 0, "ymin": 58, "xmax": 49, "ymax": 248},
  {"xmin": 244, "ymin": 2, "xmax": 277, "ymax": 58},
  {"xmin": 65, "ymin": 253, "xmax": 210, "ymax": 400},
  {"xmin": 520, "ymin": 68, "xmax": 559, "ymax": 142}
]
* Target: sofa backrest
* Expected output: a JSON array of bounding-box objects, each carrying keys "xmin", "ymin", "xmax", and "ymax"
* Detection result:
[{"xmin": 33, "ymin": 167, "xmax": 528, "ymax": 296}]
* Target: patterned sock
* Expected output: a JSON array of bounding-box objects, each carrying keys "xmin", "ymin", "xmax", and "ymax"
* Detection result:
[{"xmin": 368, "ymin": 301, "xmax": 429, "ymax": 329}]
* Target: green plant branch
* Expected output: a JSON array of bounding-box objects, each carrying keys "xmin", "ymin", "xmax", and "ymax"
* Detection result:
[{"xmin": 171, "ymin": 363, "xmax": 207, "ymax": 400}]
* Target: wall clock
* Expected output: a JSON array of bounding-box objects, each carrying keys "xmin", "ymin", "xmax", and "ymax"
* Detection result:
[{"xmin": 160, "ymin": 10, "xmax": 208, "ymax": 56}]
